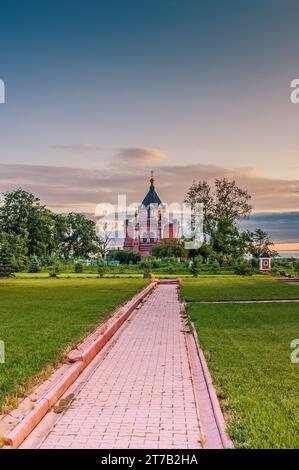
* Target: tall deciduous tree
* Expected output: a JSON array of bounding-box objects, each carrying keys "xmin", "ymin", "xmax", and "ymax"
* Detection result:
[
  {"xmin": 184, "ymin": 178, "xmax": 252, "ymax": 242},
  {"xmin": 0, "ymin": 190, "xmax": 101, "ymax": 262},
  {"xmin": 184, "ymin": 180, "xmax": 214, "ymax": 241},
  {"xmin": 210, "ymin": 217, "xmax": 248, "ymax": 258},
  {"xmin": 0, "ymin": 189, "xmax": 54, "ymax": 256},
  {"xmin": 246, "ymin": 229, "xmax": 278, "ymax": 258},
  {"xmin": 214, "ymin": 178, "xmax": 252, "ymax": 222},
  {"xmin": 62, "ymin": 213, "xmax": 99, "ymax": 259},
  {"xmin": 184, "ymin": 178, "xmax": 275, "ymax": 258},
  {"xmin": 51, "ymin": 213, "xmax": 69, "ymax": 256}
]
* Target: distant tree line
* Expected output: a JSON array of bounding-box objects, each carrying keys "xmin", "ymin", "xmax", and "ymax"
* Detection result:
[
  {"xmin": 0, "ymin": 179, "xmax": 280, "ymax": 277},
  {"xmin": 0, "ymin": 189, "xmax": 104, "ymax": 276}
]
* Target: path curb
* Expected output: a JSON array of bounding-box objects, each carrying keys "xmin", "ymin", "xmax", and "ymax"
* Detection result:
[
  {"xmin": 190, "ymin": 320, "xmax": 233, "ymax": 449},
  {"xmin": 157, "ymin": 278, "xmax": 181, "ymax": 285},
  {"xmin": 3, "ymin": 281, "xmax": 156, "ymax": 449},
  {"xmin": 68, "ymin": 282, "xmax": 156, "ymax": 365}
]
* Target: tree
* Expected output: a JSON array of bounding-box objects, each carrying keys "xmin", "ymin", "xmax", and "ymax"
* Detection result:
[
  {"xmin": 197, "ymin": 242, "xmax": 213, "ymax": 262},
  {"xmin": 49, "ymin": 261, "xmax": 60, "ymax": 278},
  {"xmin": 214, "ymin": 178, "xmax": 252, "ymax": 223},
  {"xmin": 190, "ymin": 257, "xmax": 202, "ymax": 277},
  {"xmin": 0, "ymin": 240, "xmax": 14, "ymax": 277},
  {"xmin": 11, "ymin": 233, "xmax": 29, "ymax": 271},
  {"xmin": 27, "ymin": 255, "xmax": 40, "ymax": 273},
  {"xmin": 246, "ymin": 229, "xmax": 278, "ymax": 258},
  {"xmin": 151, "ymin": 239, "xmax": 186, "ymax": 259},
  {"xmin": 184, "ymin": 180, "xmax": 214, "ymax": 241},
  {"xmin": 184, "ymin": 179, "xmax": 279, "ymax": 261},
  {"xmin": 62, "ymin": 213, "xmax": 99, "ymax": 259},
  {"xmin": 210, "ymin": 217, "xmax": 248, "ymax": 257},
  {"xmin": 185, "ymin": 178, "xmax": 252, "ymax": 242},
  {"xmin": 1, "ymin": 231, "xmax": 29, "ymax": 272},
  {"xmin": 51, "ymin": 213, "xmax": 69, "ymax": 257},
  {"xmin": 97, "ymin": 222, "xmax": 114, "ymax": 259},
  {"xmin": 0, "ymin": 189, "xmax": 55, "ymax": 257},
  {"xmin": 211, "ymin": 259, "xmax": 220, "ymax": 274}
]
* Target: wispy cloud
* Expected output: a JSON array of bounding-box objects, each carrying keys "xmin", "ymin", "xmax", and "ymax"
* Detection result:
[{"xmin": 114, "ymin": 147, "xmax": 167, "ymax": 168}]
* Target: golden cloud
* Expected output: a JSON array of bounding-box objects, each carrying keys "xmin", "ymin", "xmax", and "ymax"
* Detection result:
[{"xmin": 115, "ymin": 147, "xmax": 167, "ymax": 167}]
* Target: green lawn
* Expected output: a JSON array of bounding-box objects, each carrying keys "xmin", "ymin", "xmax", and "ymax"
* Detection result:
[
  {"xmin": 182, "ymin": 276, "xmax": 299, "ymax": 301},
  {"xmin": 0, "ymin": 278, "xmax": 148, "ymax": 411},
  {"xmin": 187, "ymin": 302, "xmax": 299, "ymax": 448}
]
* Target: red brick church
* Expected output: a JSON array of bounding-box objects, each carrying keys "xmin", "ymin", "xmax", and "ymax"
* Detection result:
[{"xmin": 123, "ymin": 173, "xmax": 180, "ymax": 257}]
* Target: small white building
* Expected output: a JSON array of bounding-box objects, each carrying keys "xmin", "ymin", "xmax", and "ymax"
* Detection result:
[{"xmin": 259, "ymin": 252, "xmax": 271, "ymax": 272}]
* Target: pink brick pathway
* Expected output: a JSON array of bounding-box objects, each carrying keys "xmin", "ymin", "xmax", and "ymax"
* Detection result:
[{"xmin": 37, "ymin": 285, "xmax": 203, "ymax": 449}]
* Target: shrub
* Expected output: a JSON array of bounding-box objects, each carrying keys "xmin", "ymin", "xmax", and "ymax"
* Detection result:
[
  {"xmin": 234, "ymin": 261, "xmax": 253, "ymax": 276},
  {"xmin": 167, "ymin": 264, "xmax": 176, "ymax": 274},
  {"xmin": 251, "ymin": 257, "xmax": 259, "ymax": 268},
  {"xmin": 49, "ymin": 261, "xmax": 60, "ymax": 278},
  {"xmin": 97, "ymin": 259, "xmax": 106, "ymax": 278},
  {"xmin": 74, "ymin": 262, "xmax": 83, "ymax": 273},
  {"xmin": 40, "ymin": 256, "xmax": 52, "ymax": 267},
  {"xmin": 211, "ymin": 260, "xmax": 221, "ymax": 274},
  {"xmin": 108, "ymin": 249, "xmax": 141, "ymax": 264},
  {"xmin": 148, "ymin": 257, "xmax": 160, "ymax": 269},
  {"xmin": 190, "ymin": 257, "xmax": 202, "ymax": 278},
  {"xmin": 27, "ymin": 255, "xmax": 40, "ymax": 273},
  {"xmin": 151, "ymin": 239, "xmax": 186, "ymax": 259},
  {"xmin": 141, "ymin": 260, "xmax": 153, "ymax": 278},
  {"xmin": 270, "ymin": 266, "xmax": 279, "ymax": 276},
  {"xmin": 140, "ymin": 258, "xmax": 153, "ymax": 270},
  {"xmin": 293, "ymin": 260, "xmax": 299, "ymax": 277}
]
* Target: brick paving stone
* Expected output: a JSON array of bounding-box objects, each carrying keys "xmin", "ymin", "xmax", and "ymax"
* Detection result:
[{"xmin": 39, "ymin": 285, "xmax": 202, "ymax": 449}]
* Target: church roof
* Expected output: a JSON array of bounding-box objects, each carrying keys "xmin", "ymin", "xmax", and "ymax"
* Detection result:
[
  {"xmin": 259, "ymin": 251, "xmax": 271, "ymax": 258},
  {"xmin": 141, "ymin": 173, "xmax": 162, "ymax": 206}
]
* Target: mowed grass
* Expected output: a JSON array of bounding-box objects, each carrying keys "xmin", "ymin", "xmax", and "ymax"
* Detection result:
[
  {"xmin": 0, "ymin": 278, "xmax": 148, "ymax": 411},
  {"xmin": 187, "ymin": 302, "xmax": 299, "ymax": 448},
  {"xmin": 182, "ymin": 276, "xmax": 299, "ymax": 301}
]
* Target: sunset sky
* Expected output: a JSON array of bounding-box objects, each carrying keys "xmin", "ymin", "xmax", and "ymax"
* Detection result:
[{"xmin": 0, "ymin": 0, "xmax": 299, "ymax": 249}]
